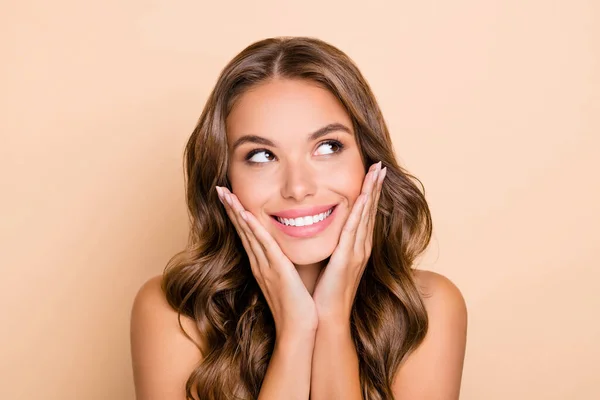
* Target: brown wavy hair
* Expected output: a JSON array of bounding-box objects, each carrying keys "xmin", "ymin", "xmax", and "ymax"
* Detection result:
[{"xmin": 162, "ymin": 36, "xmax": 432, "ymax": 400}]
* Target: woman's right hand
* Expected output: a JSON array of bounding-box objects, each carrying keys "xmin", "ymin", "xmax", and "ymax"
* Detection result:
[{"xmin": 216, "ymin": 186, "xmax": 319, "ymax": 339}]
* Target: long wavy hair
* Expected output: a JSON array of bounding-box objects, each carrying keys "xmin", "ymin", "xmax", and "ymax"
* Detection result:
[{"xmin": 162, "ymin": 36, "xmax": 432, "ymax": 400}]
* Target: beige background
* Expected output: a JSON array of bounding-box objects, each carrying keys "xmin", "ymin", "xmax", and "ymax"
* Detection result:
[{"xmin": 1, "ymin": 0, "xmax": 598, "ymax": 399}]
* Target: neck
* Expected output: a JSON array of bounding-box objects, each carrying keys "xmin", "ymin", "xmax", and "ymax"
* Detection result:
[{"xmin": 295, "ymin": 259, "xmax": 328, "ymax": 296}]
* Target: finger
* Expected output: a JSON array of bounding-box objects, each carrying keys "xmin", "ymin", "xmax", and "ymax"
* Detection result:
[
  {"xmin": 217, "ymin": 187, "xmax": 251, "ymax": 249},
  {"xmin": 365, "ymin": 167, "xmax": 386, "ymax": 250},
  {"xmin": 356, "ymin": 162, "xmax": 380, "ymax": 224},
  {"xmin": 336, "ymin": 191, "xmax": 369, "ymax": 254},
  {"xmin": 242, "ymin": 212, "xmax": 297, "ymax": 275},
  {"xmin": 233, "ymin": 201, "xmax": 297, "ymax": 275},
  {"xmin": 360, "ymin": 162, "xmax": 380, "ymax": 194},
  {"xmin": 338, "ymin": 163, "xmax": 378, "ymax": 251},
  {"xmin": 217, "ymin": 188, "xmax": 263, "ymax": 278},
  {"xmin": 365, "ymin": 165, "xmax": 385, "ymax": 231},
  {"xmin": 227, "ymin": 191, "xmax": 299, "ymax": 279},
  {"xmin": 355, "ymin": 164, "xmax": 381, "ymax": 252},
  {"xmin": 225, "ymin": 191, "xmax": 271, "ymax": 271},
  {"xmin": 218, "ymin": 188, "xmax": 257, "ymax": 267}
]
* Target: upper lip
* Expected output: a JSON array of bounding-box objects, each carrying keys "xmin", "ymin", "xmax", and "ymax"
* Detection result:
[{"xmin": 271, "ymin": 204, "xmax": 337, "ymax": 219}]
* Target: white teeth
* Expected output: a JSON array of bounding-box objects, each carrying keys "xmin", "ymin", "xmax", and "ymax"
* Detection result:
[{"xmin": 276, "ymin": 208, "xmax": 333, "ymax": 227}]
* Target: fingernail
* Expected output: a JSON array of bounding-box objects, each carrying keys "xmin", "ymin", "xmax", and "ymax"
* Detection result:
[
  {"xmin": 216, "ymin": 186, "xmax": 222, "ymax": 198},
  {"xmin": 372, "ymin": 170, "xmax": 378, "ymax": 182},
  {"xmin": 239, "ymin": 210, "xmax": 247, "ymax": 221},
  {"xmin": 377, "ymin": 161, "xmax": 382, "ymax": 170},
  {"xmin": 381, "ymin": 167, "xmax": 387, "ymax": 181},
  {"xmin": 225, "ymin": 193, "xmax": 232, "ymax": 205}
]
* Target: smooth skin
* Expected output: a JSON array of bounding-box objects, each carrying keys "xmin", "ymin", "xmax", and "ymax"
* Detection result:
[
  {"xmin": 224, "ymin": 79, "xmax": 367, "ymax": 286},
  {"xmin": 216, "ymin": 161, "xmax": 385, "ymax": 332},
  {"xmin": 130, "ymin": 78, "xmax": 467, "ymax": 399},
  {"xmin": 215, "ymin": 160, "xmax": 385, "ymax": 399}
]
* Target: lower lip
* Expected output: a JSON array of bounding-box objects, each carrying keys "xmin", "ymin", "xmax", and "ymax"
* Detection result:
[{"xmin": 271, "ymin": 206, "xmax": 338, "ymax": 238}]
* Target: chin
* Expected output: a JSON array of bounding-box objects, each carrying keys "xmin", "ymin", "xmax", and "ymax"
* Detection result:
[
  {"xmin": 279, "ymin": 239, "xmax": 336, "ymax": 266},
  {"xmin": 286, "ymin": 252, "xmax": 331, "ymax": 267}
]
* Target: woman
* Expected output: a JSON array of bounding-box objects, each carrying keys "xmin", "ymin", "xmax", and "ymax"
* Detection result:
[{"xmin": 130, "ymin": 36, "xmax": 467, "ymax": 400}]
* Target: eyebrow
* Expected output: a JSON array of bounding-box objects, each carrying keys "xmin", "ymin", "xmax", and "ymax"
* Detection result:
[{"xmin": 231, "ymin": 122, "xmax": 353, "ymax": 151}]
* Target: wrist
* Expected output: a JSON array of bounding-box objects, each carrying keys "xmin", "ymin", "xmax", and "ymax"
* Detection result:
[
  {"xmin": 276, "ymin": 327, "xmax": 317, "ymax": 346},
  {"xmin": 316, "ymin": 319, "xmax": 351, "ymax": 334}
]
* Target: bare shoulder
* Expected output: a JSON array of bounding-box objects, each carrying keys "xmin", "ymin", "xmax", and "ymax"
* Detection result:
[
  {"xmin": 412, "ymin": 269, "xmax": 468, "ymax": 345},
  {"xmin": 413, "ymin": 269, "xmax": 468, "ymax": 316},
  {"xmin": 130, "ymin": 274, "xmax": 204, "ymax": 400},
  {"xmin": 392, "ymin": 270, "xmax": 468, "ymax": 399}
]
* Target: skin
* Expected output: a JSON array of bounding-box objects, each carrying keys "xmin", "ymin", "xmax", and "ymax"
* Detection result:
[
  {"xmin": 130, "ymin": 270, "xmax": 467, "ymax": 399},
  {"xmin": 225, "ymin": 78, "xmax": 367, "ymax": 295},
  {"xmin": 129, "ymin": 77, "xmax": 467, "ymax": 400},
  {"xmin": 219, "ymin": 77, "xmax": 389, "ymax": 398}
]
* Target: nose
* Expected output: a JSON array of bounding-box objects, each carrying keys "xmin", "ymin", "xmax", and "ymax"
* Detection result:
[{"xmin": 280, "ymin": 160, "xmax": 317, "ymax": 202}]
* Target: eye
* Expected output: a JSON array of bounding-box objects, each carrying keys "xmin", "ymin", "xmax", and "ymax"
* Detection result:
[
  {"xmin": 246, "ymin": 149, "xmax": 276, "ymax": 164},
  {"xmin": 314, "ymin": 140, "xmax": 344, "ymax": 156}
]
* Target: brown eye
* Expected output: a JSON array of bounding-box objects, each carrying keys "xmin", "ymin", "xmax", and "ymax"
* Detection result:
[
  {"xmin": 314, "ymin": 140, "xmax": 344, "ymax": 156},
  {"xmin": 246, "ymin": 149, "xmax": 276, "ymax": 164}
]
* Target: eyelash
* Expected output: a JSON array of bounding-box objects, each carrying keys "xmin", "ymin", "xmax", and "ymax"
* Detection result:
[{"xmin": 244, "ymin": 139, "xmax": 345, "ymax": 165}]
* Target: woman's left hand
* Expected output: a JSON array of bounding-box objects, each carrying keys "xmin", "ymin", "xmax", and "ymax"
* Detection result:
[{"xmin": 312, "ymin": 161, "xmax": 387, "ymax": 323}]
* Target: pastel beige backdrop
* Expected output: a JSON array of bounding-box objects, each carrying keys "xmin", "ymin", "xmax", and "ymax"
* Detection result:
[{"xmin": 1, "ymin": 0, "xmax": 598, "ymax": 399}]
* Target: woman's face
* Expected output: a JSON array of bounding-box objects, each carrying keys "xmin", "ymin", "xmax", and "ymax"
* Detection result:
[{"xmin": 226, "ymin": 78, "xmax": 366, "ymax": 266}]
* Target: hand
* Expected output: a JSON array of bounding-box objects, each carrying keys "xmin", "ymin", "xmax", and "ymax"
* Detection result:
[
  {"xmin": 311, "ymin": 161, "xmax": 387, "ymax": 323},
  {"xmin": 216, "ymin": 186, "xmax": 319, "ymax": 338}
]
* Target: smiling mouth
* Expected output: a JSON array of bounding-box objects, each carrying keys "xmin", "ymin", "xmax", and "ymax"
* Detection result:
[{"xmin": 271, "ymin": 206, "xmax": 336, "ymax": 227}]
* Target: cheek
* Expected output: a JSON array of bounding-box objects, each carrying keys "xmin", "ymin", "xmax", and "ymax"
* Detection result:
[
  {"xmin": 316, "ymin": 150, "xmax": 365, "ymax": 200},
  {"xmin": 330, "ymin": 163, "xmax": 365, "ymax": 202},
  {"xmin": 229, "ymin": 171, "xmax": 274, "ymax": 214}
]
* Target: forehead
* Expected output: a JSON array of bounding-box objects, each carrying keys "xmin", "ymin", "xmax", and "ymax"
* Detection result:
[{"xmin": 226, "ymin": 78, "xmax": 353, "ymax": 142}]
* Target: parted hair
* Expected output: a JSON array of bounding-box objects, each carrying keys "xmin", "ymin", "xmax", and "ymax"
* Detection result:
[{"xmin": 162, "ymin": 36, "xmax": 432, "ymax": 400}]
